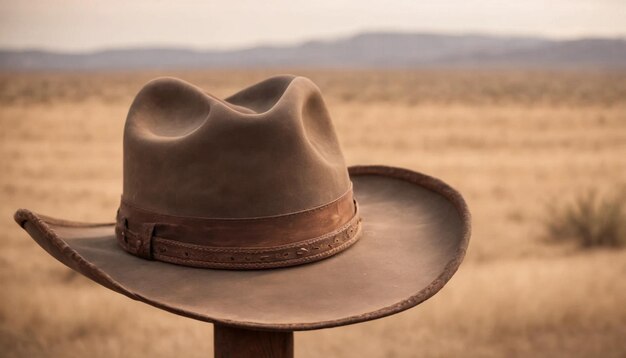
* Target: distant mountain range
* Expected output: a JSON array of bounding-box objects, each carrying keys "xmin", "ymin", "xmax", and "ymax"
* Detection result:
[{"xmin": 1, "ymin": 32, "xmax": 625, "ymax": 70}]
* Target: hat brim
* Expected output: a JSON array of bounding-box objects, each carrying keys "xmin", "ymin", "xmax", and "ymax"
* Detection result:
[{"xmin": 14, "ymin": 166, "xmax": 470, "ymax": 331}]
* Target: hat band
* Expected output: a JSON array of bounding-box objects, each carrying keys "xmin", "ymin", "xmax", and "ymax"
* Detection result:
[{"xmin": 115, "ymin": 189, "xmax": 361, "ymax": 269}]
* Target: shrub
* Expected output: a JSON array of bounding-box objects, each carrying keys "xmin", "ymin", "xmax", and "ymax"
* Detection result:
[{"xmin": 545, "ymin": 190, "xmax": 626, "ymax": 249}]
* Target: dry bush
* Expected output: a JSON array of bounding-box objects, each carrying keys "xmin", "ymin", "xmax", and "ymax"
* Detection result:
[{"xmin": 546, "ymin": 190, "xmax": 626, "ymax": 249}]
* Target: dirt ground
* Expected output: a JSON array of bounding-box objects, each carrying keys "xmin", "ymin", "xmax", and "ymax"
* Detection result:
[{"xmin": 1, "ymin": 70, "xmax": 625, "ymax": 357}]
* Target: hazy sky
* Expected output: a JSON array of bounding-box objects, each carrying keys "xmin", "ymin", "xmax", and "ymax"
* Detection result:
[{"xmin": 1, "ymin": 0, "xmax": 625, "ymax": 51}]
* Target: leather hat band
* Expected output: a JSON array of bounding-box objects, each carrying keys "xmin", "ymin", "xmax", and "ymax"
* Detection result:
[{"xmin": 115, "ymin": 188, "xmax": 362, "ymax": 269}]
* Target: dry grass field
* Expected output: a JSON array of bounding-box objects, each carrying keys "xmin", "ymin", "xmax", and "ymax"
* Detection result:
[{"xmin": 1, "ymin": 69, "xmax": 625, "ymax": 357}]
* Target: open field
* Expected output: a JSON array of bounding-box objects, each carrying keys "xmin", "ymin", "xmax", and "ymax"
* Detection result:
[{"xmin": 1, "ymin": 70, "xmax": 625, "ymax": 357}]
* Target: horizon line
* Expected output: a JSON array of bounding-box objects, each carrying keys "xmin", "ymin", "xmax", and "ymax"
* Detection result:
[{"xmin": 2, "ymin": 29, "xmax": 625, "ymax": 55}]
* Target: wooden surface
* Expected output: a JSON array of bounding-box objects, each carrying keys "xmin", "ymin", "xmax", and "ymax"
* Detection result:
[{"xmin": 214, "ymin": 324, "xmax": 294, "ymax": 358}]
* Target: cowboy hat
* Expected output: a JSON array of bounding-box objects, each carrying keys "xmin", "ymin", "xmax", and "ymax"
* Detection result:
[{"xmin": 14, "ymin": 75, "xmax": 470, "ymax": 331}]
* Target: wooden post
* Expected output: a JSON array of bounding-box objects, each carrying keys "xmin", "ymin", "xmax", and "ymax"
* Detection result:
[{"xmin": 214, "ymin": 324, "xmax": 294, "ymax": 358}]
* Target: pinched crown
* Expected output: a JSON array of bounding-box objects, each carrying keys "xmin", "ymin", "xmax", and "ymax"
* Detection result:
[{"xmin": 123, "ymin": 75, "xmax": 351, "ymax": 218}]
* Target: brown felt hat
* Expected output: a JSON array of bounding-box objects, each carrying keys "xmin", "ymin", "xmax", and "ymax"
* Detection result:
[{"xmin": 14, "ymin": 75, "xmax": 470, "ymax": 331}]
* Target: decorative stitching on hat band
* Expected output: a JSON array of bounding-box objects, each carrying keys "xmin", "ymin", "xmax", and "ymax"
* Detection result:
[{"xmin": 115, "ymin": 190, "xmax": 362, "ymax": 270}]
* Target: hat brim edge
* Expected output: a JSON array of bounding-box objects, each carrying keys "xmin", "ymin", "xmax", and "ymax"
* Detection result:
[{"xmin": 14, "ymin": 165, "xmax": 471, "ymax": 332}]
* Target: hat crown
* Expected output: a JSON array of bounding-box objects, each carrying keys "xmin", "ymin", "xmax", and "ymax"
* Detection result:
[{"xmin": 123, "ymin": 75, "xmax": 350, "ymax": 218}]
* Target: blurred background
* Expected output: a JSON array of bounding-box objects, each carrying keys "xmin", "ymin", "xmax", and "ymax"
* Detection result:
[{"xmin": 1, "ymin": 1, "xmax": 625, "ymax": 357}]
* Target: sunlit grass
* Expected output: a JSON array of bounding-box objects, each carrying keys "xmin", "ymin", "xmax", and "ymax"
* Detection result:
[{"xmin": 1, "ymin": 69, "xmax": 626, "ymax": 357}]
